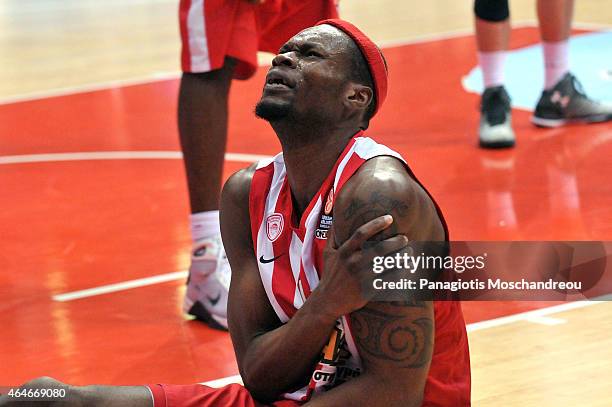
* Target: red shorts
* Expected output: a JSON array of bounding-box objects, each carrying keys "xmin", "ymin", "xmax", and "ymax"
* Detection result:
[
  {"xmin": 148, "ymin": 383, "xmax": 301, "ymax": 407},
  {"xmin": 179, "ymin": 0, "xmax": 339, "ymax": 79}
]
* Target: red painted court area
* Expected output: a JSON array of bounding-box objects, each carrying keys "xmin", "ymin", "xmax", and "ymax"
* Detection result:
[{"xmin": 1, "ymin": 27, "xmax": 611, "ymax": 386}]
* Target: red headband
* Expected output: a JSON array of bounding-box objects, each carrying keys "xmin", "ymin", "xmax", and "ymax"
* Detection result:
[{"xmin": 316, "ymin": 19, "xmax": 388, "ymax": 116}]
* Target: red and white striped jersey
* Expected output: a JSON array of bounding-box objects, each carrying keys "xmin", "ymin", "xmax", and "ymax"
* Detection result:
[{"xmin": 248, "ymin": 132, "xmax": 471, "ymax": 405}]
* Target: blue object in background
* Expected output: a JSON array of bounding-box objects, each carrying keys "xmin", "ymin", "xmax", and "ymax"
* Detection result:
[{"xmin": 463, "ymin": 31, "xmax": 612, "ymax": 110}]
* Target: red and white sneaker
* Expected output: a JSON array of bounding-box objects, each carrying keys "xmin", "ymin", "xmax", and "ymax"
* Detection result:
[{"xmin": 183, "ymin": 235, "xmax": 231, "ymax": 330}]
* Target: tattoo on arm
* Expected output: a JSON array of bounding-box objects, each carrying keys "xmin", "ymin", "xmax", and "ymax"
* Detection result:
[
  {"xmin": 351, "ymin": 303, "xmax": 433, "ymax": 369},
  {"xmin": 342, "ymin": 191, "xmax": 410, "ymax": 238},
  {"xmin": 338, "ymin": 166, "xmax": 436, "ymax": 370}
]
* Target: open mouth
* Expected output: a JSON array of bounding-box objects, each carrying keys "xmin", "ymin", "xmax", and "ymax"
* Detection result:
[
  {"xmin": 265, "ymin": 71, "xmax": 294, "ymax": 90},
  {"xmin": 266, "ymin": 78, "xmax": 290, "ymax": 88}
]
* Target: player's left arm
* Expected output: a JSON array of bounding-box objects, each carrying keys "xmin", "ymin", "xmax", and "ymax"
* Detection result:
[{"xmin": 306, "ymin": 156, "xmax": 445, "ymax": 407}]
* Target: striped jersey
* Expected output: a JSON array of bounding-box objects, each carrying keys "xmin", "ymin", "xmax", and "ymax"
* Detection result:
[{"xmin": 248, "ymin": 132, "xmax": 471, "ymax": 405}]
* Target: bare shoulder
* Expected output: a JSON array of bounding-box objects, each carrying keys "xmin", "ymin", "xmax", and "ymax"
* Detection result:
[
  {"xmin": 220, "ymin": 163, "xmax": 258, "ymax": 253},
  {"xmin": 221, "ymin": 163, "xmax": 257, "ymax": 207},
  {"xmin": 333, "ymin": 156, "xmax": 445, "ymax": 243}
]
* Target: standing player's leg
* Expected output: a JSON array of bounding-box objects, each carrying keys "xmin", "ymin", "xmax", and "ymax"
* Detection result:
[
  {"xmin": 537, "ymin": 0, "xmax": 572, "ymax": 89},
  {"xmin": 532, "ymin": 0, "xmax": 612, "ymax": 127},
  {"xmin": 179, "ymin": 61, "xmax": 236, "ymax": 218},
  {"xmin": 178, "ymin": 0, "xmax": 249, "ymax": 330},
  {"xmin": 474, "ymin": 0, "xmax": 515, "ymax": 149},
  {"xmin": 178, "ymin": 59, "xmax": 236, "ymax": 330},
  {"xmin": 178, "ymin": 0, "xmax": 339, "ymax": 329}
]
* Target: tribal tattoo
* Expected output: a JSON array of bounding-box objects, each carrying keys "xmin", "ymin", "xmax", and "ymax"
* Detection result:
[{"xmin": 350, "ymin": 303, "xmax": 433, "ymax": 368}]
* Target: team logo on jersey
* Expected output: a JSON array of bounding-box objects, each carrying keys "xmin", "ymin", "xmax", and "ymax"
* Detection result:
[
  {"xmin": 266, "ymin": 213, "xmax": 284, "ymax": 242},
  {"xmin": 324, "ymin": 188, "xmax": 334, "ymax": 215}
]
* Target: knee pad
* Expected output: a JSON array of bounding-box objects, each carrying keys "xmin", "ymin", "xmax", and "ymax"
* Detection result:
[{"xmin": 474, "ymin": 0, "xmax": 510, "ymax": 22}]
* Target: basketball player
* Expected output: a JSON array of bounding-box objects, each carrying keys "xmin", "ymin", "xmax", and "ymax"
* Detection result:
[
  {"xmin": 179, "ymin": 0, "xmax": 338, "ymax": 329},
  {"xmin": 0, "ymin": 20, "xmax": 470, "ymax": 406},
  {"xmin": 476, "ymin": 0, "xmax": 612, "ymax": 148}
]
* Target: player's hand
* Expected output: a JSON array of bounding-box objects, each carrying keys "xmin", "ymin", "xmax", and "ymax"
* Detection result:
[
  {"xmin": 246, "ymin": 0, "xmax": 266, "ymax": 4},
  {"xmin": 316, "ymin": 215, "xmax": 409, "ymax": 319}
]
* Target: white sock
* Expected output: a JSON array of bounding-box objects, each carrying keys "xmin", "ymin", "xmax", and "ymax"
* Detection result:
[
  {"xmin": 478, "ymin": 51, "xmax": 506, "ymax": 88},
  {"xmin": 190, "ymin": 210, "xmax": 220, "ymax": 243},
  {"xmin": 542, "ymin": 40, "xmax": 569, "ymax": 89}
]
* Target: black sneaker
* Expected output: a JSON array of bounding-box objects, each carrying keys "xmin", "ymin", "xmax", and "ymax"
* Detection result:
[
  {"xmin": 532, "ymin": 72, "xmax": 612, "ymax": 127},
  {"xmin": 479, "ymin": 86, "xmax": 516, "ymax": 149}
]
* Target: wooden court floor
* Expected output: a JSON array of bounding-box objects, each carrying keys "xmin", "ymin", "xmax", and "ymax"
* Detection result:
[{"xmin": 1, "ymin": 1, "xmax": 611, "ymax": 406}]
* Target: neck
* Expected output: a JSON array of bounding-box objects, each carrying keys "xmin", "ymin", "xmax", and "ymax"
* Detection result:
[{"xmin": 271, "ymin": 120, "xmax": 361, "ymax": 217}]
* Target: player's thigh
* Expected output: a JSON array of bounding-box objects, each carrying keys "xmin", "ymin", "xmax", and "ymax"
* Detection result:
[{"xmin": 180, "ymin": 0, "xmax": 258, "ymax": 79}]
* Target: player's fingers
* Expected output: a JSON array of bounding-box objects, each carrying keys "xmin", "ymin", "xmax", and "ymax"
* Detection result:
[
  {"xmin": 365, "ymin": 234, "xmax": 409, "ymax": 259},
  {"xmin": 343, "ymin": 215, "xmax": 394, "ymax": 252}
]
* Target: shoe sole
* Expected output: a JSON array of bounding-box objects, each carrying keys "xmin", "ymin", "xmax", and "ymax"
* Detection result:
[
  {"xmin": 186, "ymin": 301, "xmax": 228, "ymax": 331},
  {"xmin": 531, "ymin": 116, "xmax": 568, "ymax": 128},
  {"xmin": 532, "ymin": 114, "xmax": 612, "ymax": 128},
  {"xmin": 479, "ymin": 139, "xmax": 515, "ymax": 149}
]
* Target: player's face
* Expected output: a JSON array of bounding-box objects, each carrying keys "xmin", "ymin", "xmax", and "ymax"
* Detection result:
[{"xmin": 255, "ymin": 25, "xmax": 353, "ymax": 123}]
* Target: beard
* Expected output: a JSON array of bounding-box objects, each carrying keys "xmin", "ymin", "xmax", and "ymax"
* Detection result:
[{"xmin": 254, "ymin": 98, "xmax": 292, "ymax": 122}]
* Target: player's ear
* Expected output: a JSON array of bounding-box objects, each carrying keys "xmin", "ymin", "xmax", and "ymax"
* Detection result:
[{"xmin": 344, "ymin": 83, "xmax": 373, "ymax": 113}]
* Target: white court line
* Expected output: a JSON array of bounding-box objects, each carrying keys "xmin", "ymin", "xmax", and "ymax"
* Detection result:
[
  {"xmin": 52, "ymin": 271, "xmax": 188, "ymax": 302},
  {"xmin": 0, "ymin": 151, "xmax": 272, "ymax": 165},
  {"xmin": 466, "ymin": 296, "xmax": 612, "ymax": 332},
  {"xmin": 375, "ymin": 21, "xmax": 538, "ymax": 49},
  {"xmin": 0, "ymin": 72, "xmax": 181, "ymax": 106}
]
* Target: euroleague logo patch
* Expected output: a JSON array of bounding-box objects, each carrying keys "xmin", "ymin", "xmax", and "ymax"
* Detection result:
[
  {"xmin": 324, "ymin": 187, "xmax": 334, "ymax": 215},
  {"xmin": 316, "ymin": 188, "xmax": 334, "ymax": 240},
  {"xmin": 266, "ymin": 213, "xmax": 284, "ymax": 242}
]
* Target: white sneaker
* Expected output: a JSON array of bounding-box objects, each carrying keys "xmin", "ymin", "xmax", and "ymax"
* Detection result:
[
  {"xmin": 183, "ymin": 235, "xmax": 231, "ymax": 330},
  {"xmin": 479, "ymin": 86, "xmax": 516, "ymax": 149}
]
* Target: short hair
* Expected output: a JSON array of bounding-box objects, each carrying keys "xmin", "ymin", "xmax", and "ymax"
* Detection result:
[{"xmin": 346, "ymin": 40, "xmax": 387, "ymax": 129}]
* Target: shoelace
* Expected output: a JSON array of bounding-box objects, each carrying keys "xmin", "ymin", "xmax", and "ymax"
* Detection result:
[{"xmin": 480, "ymin": 89, "xmax": 509, "ymax": 112}]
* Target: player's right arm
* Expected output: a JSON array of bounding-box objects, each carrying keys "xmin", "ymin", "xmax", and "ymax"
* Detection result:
[
  {"xmin": 221, "ymin": 166, "xmax": 336, "ymax": 402},
  {"xmin": 220, "ymin": 166, "xmax": 406, "ymax": 403}
]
